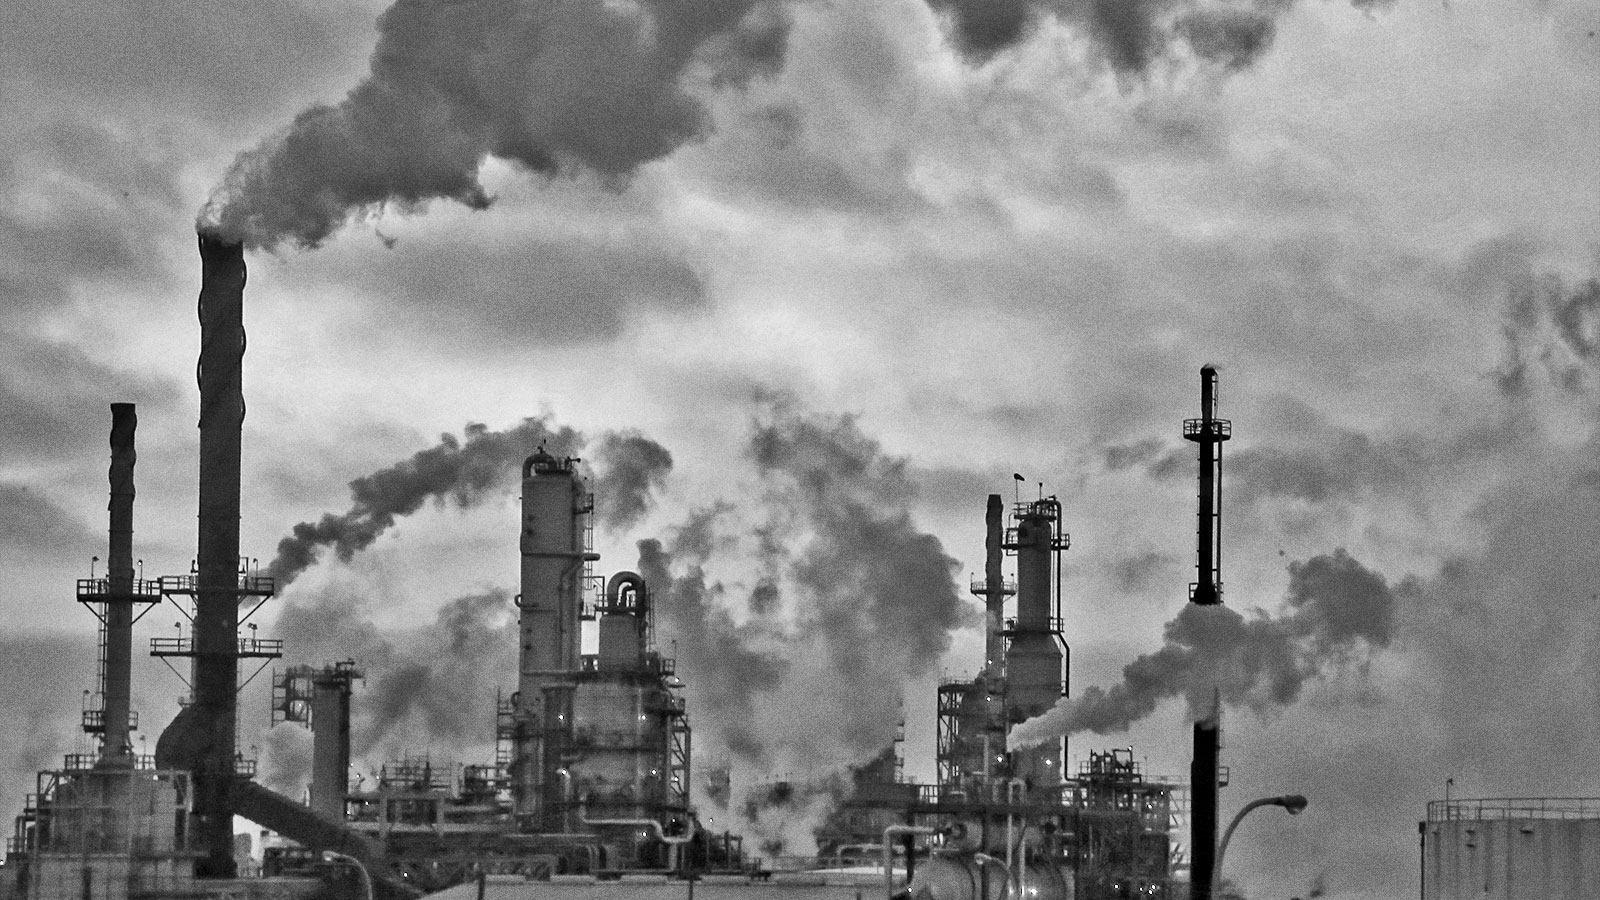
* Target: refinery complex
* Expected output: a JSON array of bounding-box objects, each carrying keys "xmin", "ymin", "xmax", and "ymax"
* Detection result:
[{"xmin": 3, "ymin": 234, "xmax": 1597, "ymax": 900}]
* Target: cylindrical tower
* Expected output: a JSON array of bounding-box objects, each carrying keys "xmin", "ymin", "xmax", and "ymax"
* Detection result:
[
  {"xmin": 101, "ymin": 403, "xmax": 138, "ymax": 767},
  {"xmin": 1183, "ymin": 365, "xmax": 1231, "ymax": 605},
  {"xmin": 514, "ymin": 449, "xmax": 591, "ymax": 828},
  {"xmin": 1190, "ymin": 700, "xmax": 1222, "ymax": 900},
  {"xmin": 191, "ymin": 230, "xmax": 246, "ymax": 877},
  {"xmin": 1003, "ymin": 498, "xmax": 1066, "ymax": 789},
  {"xmin": 310, "ymin": 662, "xmax": 361, "ymax": 821}
]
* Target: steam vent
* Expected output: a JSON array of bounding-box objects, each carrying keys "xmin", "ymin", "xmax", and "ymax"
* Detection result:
[{"xmin": 0, "ymin": 241, "xmax": 1259, "ymax": 900}]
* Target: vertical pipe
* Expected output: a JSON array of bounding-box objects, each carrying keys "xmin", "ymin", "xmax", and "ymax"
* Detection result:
[
  {"xmin": 102, "ymin": 403, "xmax": 137, "ymax": 767},
  {"xmin": 194, "ymin": 230, "xmax": 245, "ymax": 877}
]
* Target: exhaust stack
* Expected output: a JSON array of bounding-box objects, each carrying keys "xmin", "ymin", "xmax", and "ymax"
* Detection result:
[
  {"xmin": 184, "ymin": 231, "xmax": 247, "ymax": 877},
  {"xmin": 1183, "ymin": 365, "xmax": 1230, "ymax": 605},
  {"xmin": 1189, "ymin": 695, "xmax": 1222, "ymax": 900},
  {"xmin": 100, "ymin": 403, "xmax": 139, "ymax": 767}
]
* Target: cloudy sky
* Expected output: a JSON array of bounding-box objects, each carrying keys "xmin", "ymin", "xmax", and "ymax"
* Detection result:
[{"xmin": 3, "ymin": 0, "xmax": 1600, "ymax": 896}]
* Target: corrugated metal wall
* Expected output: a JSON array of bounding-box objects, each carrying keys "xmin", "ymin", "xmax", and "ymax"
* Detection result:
[{"xmin": 1424, "ymin": 819, "xmax": 1600, "ymax": 899}]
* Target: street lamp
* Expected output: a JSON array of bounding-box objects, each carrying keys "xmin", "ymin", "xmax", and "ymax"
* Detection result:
[
  {"xmin": 1214, "ymin": 794, "xmax": 1308, "ymax": 894},
  {"xmin": 323, "ymin": 850, "xmax": 374, "ymax": 900}
]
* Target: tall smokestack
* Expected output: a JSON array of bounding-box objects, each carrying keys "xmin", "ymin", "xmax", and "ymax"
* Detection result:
[
  {"xmin": 1184, "ymin": 365, "xmax": 1230, "ymax": 605},
  {"xmin": 100, "ymin": 403, "xmax": 138, "ymax": 767},
  {"xmin": 982, "ymin": 494, "xmax": 1006, "ymax": 673},
  {"xmin": 192, "ymin": 230, "xmax": 246, "ymax": 877},
  {"xmin": 1189, "ymin": 695, "xmax": 1222, "ymax": 900}
]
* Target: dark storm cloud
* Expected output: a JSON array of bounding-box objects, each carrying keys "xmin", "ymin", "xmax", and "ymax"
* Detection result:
[
  {"xmin": 201, "ymin": 0, "xmax": 794, "ymax": 249},
  {"xmin": 340, "ymin": 234, "xmax": 705, "ymax": 349},
  {"xmin": 1011, "ymin": 548, "xmax": 1401, "ymax": 745},
  {"xmin": 925, "ymin": 0, "xmax": 1380, "ymax": 74}
]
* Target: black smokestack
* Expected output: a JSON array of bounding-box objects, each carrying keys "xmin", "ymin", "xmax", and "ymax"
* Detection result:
[
  {"xmin": 1009, "ymin": 549, "xmax": 1401, "ymax": 747},
  {"xmin": 163, "ymin": 231, "xmax": 245, "ymax": 878},
  {"xmin": 1186, "ymin": 364, "xmax": 1229, "ymax": 605},
  {"xmin": 99, "ymin": 402, "xmax": 137, "ymax": 767},
  {"xmin": 1190, "ymin": 699, "xmax": 1221, "ymax": 900}
]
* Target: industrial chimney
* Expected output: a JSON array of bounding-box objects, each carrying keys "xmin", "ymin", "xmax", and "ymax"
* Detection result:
[
  {"xmin": 154, "ymin": 231, "xmax": 249, "ymax": 878},
  {"xmin": 1183, "ymin": 365, "xmax": 1230, "ymax": 605}
]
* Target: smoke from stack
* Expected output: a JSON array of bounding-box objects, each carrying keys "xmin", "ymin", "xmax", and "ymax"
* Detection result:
[
  {"xmin": 262, "ymin": 586, "xmax": 519, "ymax": 788},
  {"xmin": 924, "ymin": 0, "xmax": 1391, "ymax": 72},
  {"xmin": 1009, "ymin": 548, "xmax": 1402, "ymax": 748},
  {"xmin": 267, "ymin": 419, "xmax": 670, "ymax": 587},
  {"xmin": 640, "ymin": 400, "xmax": 966, "ymax": 852},
  {"xmin": 592, "ymin": 430, "xmax": 675, "ymax": 534},
  {"xmin": 197, "ymin": 0, "xmax": 792, "ymax": 250}
]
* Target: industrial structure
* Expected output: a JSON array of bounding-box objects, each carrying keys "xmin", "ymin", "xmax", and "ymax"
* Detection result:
[
  {"xmin": 0, "ymin": 234, "xmax": 1245, "ymax": 900},
  {"xmin": 1421, "ymin": 798, "xmax": 1600, "ymax": 900}
]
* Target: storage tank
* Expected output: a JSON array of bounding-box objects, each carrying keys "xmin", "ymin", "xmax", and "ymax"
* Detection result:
[{"xmin": 1423, "ymin": 799, "xmax": 1600, "ymax": 900}]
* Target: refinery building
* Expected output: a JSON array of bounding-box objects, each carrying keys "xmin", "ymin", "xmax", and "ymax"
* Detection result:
[{"xmin": 8, "ymin": 234, "xmax": 1600, "ymax": 900}]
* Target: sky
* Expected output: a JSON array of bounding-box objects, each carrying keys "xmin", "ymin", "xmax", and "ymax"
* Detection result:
[{"xmin": 2, "ymin": 0, "xmax": 1599, "ymax": 896}]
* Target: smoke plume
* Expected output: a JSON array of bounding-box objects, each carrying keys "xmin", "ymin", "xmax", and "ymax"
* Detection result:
[
  {"xmin": 591, "ymin": 430, "xmax": 674, "ymax": 534},
  {"xmin": 640, "ymin": 400, "xmax": 967, "ymax": 852},
  {"xmin": 1010, "ymin": 548, "xmax": 1402, "ymax": 747},
  {"xmin": 925, "ymin": 0, "xmax": 1389, "ymax": 73},
  {"xmin": 263, "ymin": 586, "xmax": 518, "ymax": 787},
  {"xmin": 198, "ymin": 0, "xmax": 792, "ymax": 250},
  {"xmin": 268, "ymin": 417, "xmax": 671, "ymax": 587}
]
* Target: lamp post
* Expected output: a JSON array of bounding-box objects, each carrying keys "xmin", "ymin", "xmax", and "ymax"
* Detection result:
[
  {"xmin": 323, "ymin": 850, "xmax": 374, "ymax": 900},
  {"xmin": 1214, "ymin": 794, "xmax": 1307, "ymax": 895}
]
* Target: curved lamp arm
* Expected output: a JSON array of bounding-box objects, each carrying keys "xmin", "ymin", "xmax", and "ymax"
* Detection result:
[{"xmin": 1214, "ymin": 794, "xmax": 1307, "ymax": 894}]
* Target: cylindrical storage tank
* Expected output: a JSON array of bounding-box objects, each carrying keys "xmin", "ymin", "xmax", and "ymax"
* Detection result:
[{"xmin": 1424, "ymin": 811, "xmax": 1600, "ymax": 900}]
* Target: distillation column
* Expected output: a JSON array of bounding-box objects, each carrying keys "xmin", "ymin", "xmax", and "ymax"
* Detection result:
[
  {"xmin": 514, "ymin": 450, "xmax": 592, "ymax": 829},
  {"xmin": 1003, "ymin": 499, "xmax": 1066, "ymax": 789}
]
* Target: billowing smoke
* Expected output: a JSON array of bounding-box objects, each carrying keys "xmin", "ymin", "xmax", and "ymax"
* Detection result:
[
  {"xmin": 262, "ymin": 586, "xmax": 517, "ymax": 788},
  {"xmin": 640, "ymin": 401, "xmax": 967, "ymax": 852},
  {"xmin": 1010, "ymin": 548, "xmax": 1402, "ymax": 747},
  {"xmin": 591, "ymin": 430, "xmax": 674, "ymax": 534},
  {"xmin": 925, "ymin": 0, "xmax": 1391, "ymax": 73},
  {"xmin": 198, "ymin": 0, "xmax": 792, "ymax": 250},
  {"xmin": 268, "ymin": 417, "xmax": 670, "ymax": 587}
]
